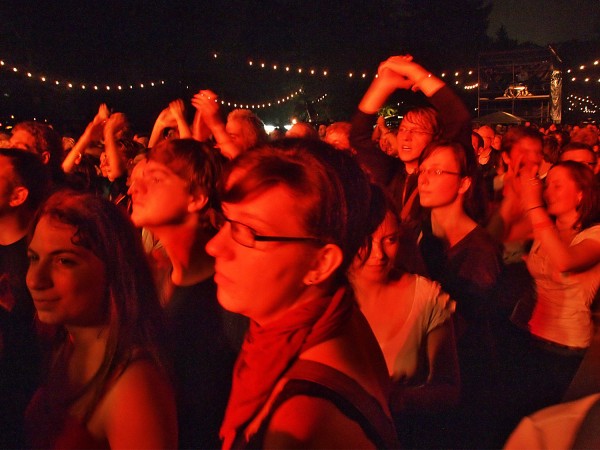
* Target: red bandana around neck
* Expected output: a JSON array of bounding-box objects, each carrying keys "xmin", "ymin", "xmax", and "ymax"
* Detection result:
[{"xmin": 219, "ymin": 286, "xmax": 354, "ymax": 444}]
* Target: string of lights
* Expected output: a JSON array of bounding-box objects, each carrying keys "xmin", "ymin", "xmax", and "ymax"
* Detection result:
[
  {"xmin": 1, "ymin": 52, "xmax": 598, "ymax": 108},
  {"xmin": 0, "ymin": 58, "xmax": 166, "ymax": 91},
  {"xmin": 565, "ymin": 58, "xmax": 600, "ymax": 84},
  {"xmin": 217, "ymin": 88, "xmax": 304, "ymax": 110},
  {"xmin": 567, "ymin": 94, "xmax": 598, "ymax": 115}
]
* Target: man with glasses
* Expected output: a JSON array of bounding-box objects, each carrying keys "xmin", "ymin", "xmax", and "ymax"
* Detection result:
[
  {"xmin": 128, "ymin": 138, "xmax": 247, "ymax": 450},
  {"xmin": 350, "ymin": 55, "xmax": 473, "ymax": 275},
  {"xmin": 351, "ymin": 56, "xmax": 473, "ymax": 227}
]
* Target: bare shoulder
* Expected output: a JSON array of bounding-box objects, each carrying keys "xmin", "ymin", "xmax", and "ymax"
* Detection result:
[
  {"xmin": 91, "ymin": 359, "xmax": 178, "ymax": 448},
  {"xmin": 263, "ymin": 395, "xmax": 375, "ymax": 449}
]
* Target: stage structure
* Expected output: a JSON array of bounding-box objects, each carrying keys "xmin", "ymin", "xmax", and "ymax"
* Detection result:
[{"xmin": 477, "ymin": 47, "xmax": 562, "ymax": 124}]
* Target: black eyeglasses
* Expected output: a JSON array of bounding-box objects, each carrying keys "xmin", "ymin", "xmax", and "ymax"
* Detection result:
[
  {"xmin": 417, "ymin": 168, "xmax": 462, "ymax": 177},
  {"xmin": 210, "ymin": 210, "xmax": 323, "ymax": 248}
]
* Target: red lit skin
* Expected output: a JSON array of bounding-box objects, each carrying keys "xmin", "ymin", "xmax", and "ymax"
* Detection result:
[
  {"xmin": 418, "ymin": 148, "xmax": 474, "ymax": 249},
  {"xmin": 26, "ymin": 216, "xmax": 177, "ymax": 448},
  {"xmin": 128, "ymin": 159, "xmax": 196, "ymax": 230},
  {"xmin": 206, "ymin": 177, "xmax": 388, "ymax": 448},
  {"xmin": 191, "ymin": 89, "xmax": 242, "ymax": 160},
  {"xmin": 357, "ymin": 55, "xmax": 444, "ymax": 174},
  {"xmin": 9, "ymin": 129, "xmax": 37, "ymax": 153},
  {"xmin": 490, "ymin": 138, "xmax": 544, "ymax": 243},
  {"xmin": 560, "ymin": 149, "xmax": 599, "ymax": 175},
  {"xmin": 349, "ymin": 213, "xmax": 460, "ymax": 414},
  {"xmin": 10, "ymin": 129, "xmax": 51, "ymax": 164},
  {"xmin": 350, "ymin": 212, "xmax": 399, "ymax": 284},
  {"xmin": 520, "ymin": 164, "xmax": 600, "ymax": 273},
  {"xmin": 205, "ymin": 183, "xmax": 323, "ymax": 326},
  {"xmin": 27, "ymin": 217, "xmax": 107, "ymax": 327},
  {"xmin": 128, "ymin": 157, "xmax": 213, "ymax": 287},
  {"xmin": 396, "ymin": 119, "xmax": 434, "ymax": 172}
]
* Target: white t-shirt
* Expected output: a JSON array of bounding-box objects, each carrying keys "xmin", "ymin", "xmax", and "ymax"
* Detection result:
[
  {"xmin": 527, "ymin": 225, "xmax": 600, "ymax": 348},
  {"xmin": 359, "ymin": 274, "xmax": 455, "ymax": 383}
]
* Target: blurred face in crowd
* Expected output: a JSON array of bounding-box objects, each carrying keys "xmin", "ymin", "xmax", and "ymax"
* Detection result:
[
  {"xmin": 9, "ymin": 129, "xmax": 37, "ymax": 153},
  {"xmin": 504, "ymin": 137, "xmax": 543, "ymax": 173},
  {"xmin": 477, "ymin": 126, "xmax": 495, "ymax": 151},
  {"xmin": 418, "ymin": 146, "xmax": 470, "ymax": 209},
  {"xmin": 351, "ymin": 211, "xmax": 399, "ymax": 284},
  {"xmin": 379, "ymin": 133, "xmax": 398, "ymax": 158},
  {"xmin": 560, "ymin": 149, "xmax": 598, "ymax": 174},
  {"xmin": 27, "ymin": 216, "xmax": 107, "ymax": 327},
  {"xmin": 226, "ymin": 119, "xmax": 255, "ymax": 153},
  {"xmin": 99, "ymin": 152, "xmax": 110, "ymax": 179},
  {"xmin": 324, "ymin": 131, "xmax": 350, "ymax": 152},
  {"xmin": 543, "ymin": 166, "xmax": 582, "ymax": 218},
  {"xmin": 205, "ymin": 179, "xmax": 323, "ymax": 326}
]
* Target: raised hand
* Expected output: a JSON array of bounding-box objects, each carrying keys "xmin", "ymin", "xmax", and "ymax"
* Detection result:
[
  {"xmin": 169, "ymin": 99, "xmax": 186, "ymax": 121},
  {"xmin": 191, "ymin": 89, "xmax": 221, "ymax": 128}
]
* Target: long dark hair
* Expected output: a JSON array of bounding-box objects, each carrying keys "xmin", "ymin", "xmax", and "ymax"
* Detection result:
[{"xmin": 31, "ymin": 189, "xmax": 169, "ymax": 422}]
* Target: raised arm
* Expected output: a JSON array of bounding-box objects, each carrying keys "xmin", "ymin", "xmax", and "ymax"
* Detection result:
[
  {"xmin": 191, "ymin": 90, "xmax": 239, "ymax": 159},
  {"xmin": 148, "ymin": 106, "xmax": 177, "ymax": 149},
  {"xmin": 169, "ymin": 99, "xmax": 192, "ymax": 139},
  {"xmin": 62, "ymin": 104, "xmax": 109, "ymax": 173},
  {"xmin": 103, "ymin": 113, "xmax": 128, "ymax": 181},
  {"xmin": 520, "ymin": 164, "xmax": 600, "ymax": 272},
  {"xmin": 350, "ymin": 57, "xmax": 415, "ymax": 185},
  {"xmin": 192, "ymin": 107, "xmax": 213, "ymax": 142}
]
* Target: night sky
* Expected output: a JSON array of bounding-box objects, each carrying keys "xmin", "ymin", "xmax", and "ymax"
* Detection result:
[{"xmin": 0, "ymin": 1, "xmax": 598, "ymax": 131}]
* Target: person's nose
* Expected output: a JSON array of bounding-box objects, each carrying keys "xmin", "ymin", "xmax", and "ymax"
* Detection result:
[
  {"xmin": 26, "ymin": 259, "xmax": 53, "ymax": 292},
  {"xmin": 206, "ymin": 224, "xmax": 234, "ymax": 260},
  {"xmin": 127, "ymin": 176, "xmax": 146, "ymax": 197},
  {"xmin": 371, "ymin": 240, "xmax": 385, "ymax": 261}
]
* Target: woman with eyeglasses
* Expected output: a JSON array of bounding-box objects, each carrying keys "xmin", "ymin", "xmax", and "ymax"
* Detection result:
[
  {"xmin": 350, "ymin": 56, "xmax": 475, "ymax": 230},
  {"xmin": 348, "ymin": 184, "xmax": 460, "ymax": 448},
  {"xmin": 415, "ymin": 140, "xmax": 502, "ymax": 448},
  {"xmin": 206, "ymin": 138, "xmax": 398, "ymax": 449}
]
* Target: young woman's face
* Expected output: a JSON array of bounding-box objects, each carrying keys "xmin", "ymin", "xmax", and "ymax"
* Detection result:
[
  {"xmin": 27, "ymin": 216, "xmax": 107, "ymax": 327},
  {"xmin": 544, "ymin": 166, "xmax": 582, "ymax": 218},
  {"xmin": 418, "ymin": 147, "xmax": 465, "ymax": 209},
  {"xmin": 205, "ymin": 181, "xmax": 322, "ymax": 326},
  {"xmin": 351, "ymin": 211, "xmax": 399, "ymax": 284}
]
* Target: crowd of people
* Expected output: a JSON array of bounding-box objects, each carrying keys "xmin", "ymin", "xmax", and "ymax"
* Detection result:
[{"xmin": 0, "ymin": 54, "xmax": 599, "ymax": 449}]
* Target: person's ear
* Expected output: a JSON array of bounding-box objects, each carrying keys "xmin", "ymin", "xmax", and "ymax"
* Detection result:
[
  {"xmin": 40, "ymin": 151, "xmax": 51, "ymax": 165},
  {"xmin": 9, "ymin": 186, "xmax": 29, "ymax": 207},
  {"xmin": 188, "ymin": 192, "xmax": 209, "ymax": 213},
  {"xmin": 303, "ymin": 244, "xmax": 344, "ymax": 286},
  {"xmin": 458, "ymin": 176, "xmax": 472, "ymax": 195}
]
